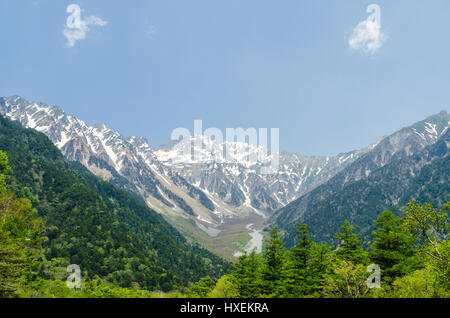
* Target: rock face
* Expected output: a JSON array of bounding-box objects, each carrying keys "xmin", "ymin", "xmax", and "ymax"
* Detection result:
[{"xmin": 154, "ymin": 136, "xmax": 370, "ymax": 214}]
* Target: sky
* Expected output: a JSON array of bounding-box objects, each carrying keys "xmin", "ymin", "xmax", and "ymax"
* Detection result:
[{"xmin": 0, "ymin": 0, "xmax": 449, "ymax": 156}]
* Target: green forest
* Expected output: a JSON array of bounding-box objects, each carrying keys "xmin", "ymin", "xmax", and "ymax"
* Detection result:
[
  {"xmin": 0, "ymin": 115, "xmax": 229, "ymax": 297},
  {"xmin": 187, "ymin": 202, "xmax": 449, "ymax": 298},
  {"xmin": 0, "ymin": 115, "xmax": 449, "ymax": 298}
]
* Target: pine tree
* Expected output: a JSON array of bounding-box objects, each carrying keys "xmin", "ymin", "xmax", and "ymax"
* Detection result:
[
  {"xmin": 261, "ymin": 227, "xmax": 286, "ymax": 296},
  {"xmin": 284, "ymin": 224, "xmax": 312, "ymax": 296},
  {"xmin": 308, "ymin": 242, "xmax": 334, "ymax": 296},
  {"xmin": 231, "ymin": 250, "xmax": 262, "ymax": 298},
  {"xmin": 292, "ymin": 224, "xmax": 312, "ymax": 270},
  {"xmin": 334, "ymin": 220, "xmax": 368, "ymax": 265},
  {"xmin": 370, "ymin": 210, "xmax": 420, "ymax": 285}
]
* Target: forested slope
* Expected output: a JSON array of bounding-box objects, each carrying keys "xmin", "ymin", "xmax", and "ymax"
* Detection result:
[
  {"xmin": 0, "ymin": 115, "xmax": 229, "ymax": 292},
  {"xmin": 273, "ymin": 128, "xmax": 450, "ymax": 247}
]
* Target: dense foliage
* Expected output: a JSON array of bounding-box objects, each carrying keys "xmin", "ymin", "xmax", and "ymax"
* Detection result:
[
  {"xmin": 187, "ymin": 201, "xmax": 449, "ymax": 298},
  {"xmin": 0, "ymin": 115, "xmax": 229, "ymax": 296}
]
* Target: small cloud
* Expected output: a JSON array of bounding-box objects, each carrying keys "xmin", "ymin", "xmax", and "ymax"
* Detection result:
[
  {"xmin": 63, "ymin": 4, "xmax": 107, "ymax": 48},
  {"xmin": 146, "ymin": 24, "xmax": 158, "ymax": 37},
  {"xmin": 348, "ymin": 5, "xmax": 387, "ymax": 55}
]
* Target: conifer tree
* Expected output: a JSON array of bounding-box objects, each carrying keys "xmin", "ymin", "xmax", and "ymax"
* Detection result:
[
  {"xmin": 292, "ymin": 224, "xmax": 312, "ymax": 270},
  {"xmin": 261, "ymin": 227, "xmax": 286, "ymax": 296},
  {"xmin": 370, "ymin": 210, "xmax": 420, "ymax": 285},
  {"xmin": 284, "ymin": 224, "xmax": 312, "ymax": 296},
  {"xmin": 308, "ymin": 242, "xmax": 334, "ymax": 296},
  {"xmin": 231, "ymin": 250, "xmax": 262, "ymax": 298},
  {"xmin": 334, "ymin": 220, "xmax": 368, "ymax": 265}
]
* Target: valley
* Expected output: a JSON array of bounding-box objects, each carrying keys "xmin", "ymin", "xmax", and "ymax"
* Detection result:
[
  {"xmin": 0, "ymin": 95, "xmax": 448, "ymax": 259},
  {"xmin": 0, "ymin": 95, "xmax": 363, "ymax": 259},
  {"xmin": 1, "ymin": 1, "xmax": 449, "ymax": 301}
]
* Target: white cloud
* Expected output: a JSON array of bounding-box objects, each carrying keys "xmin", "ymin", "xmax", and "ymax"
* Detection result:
[
  {"xmin": 348, "ymin": 6, "xmax": 387, "ymax": 55},
  {"xmin": 146, "ymin": 24, "xmax": 157, "ymax": 37},
  {"xmin": 63, "ymin": 4, "xmax": 107, "ymax": 48}
]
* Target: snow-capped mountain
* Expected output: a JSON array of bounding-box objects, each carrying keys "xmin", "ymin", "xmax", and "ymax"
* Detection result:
[
  {"xmin": 1, "ymin": 95, "xmax": 447, "ymax": 257},
  {"xmin": 0, "ymin": 95, "xmax": 219, "ymax": 222},
  {"xmin": 154, "ymin": 135, "xmax": 369, "ymax": 213},
  {"xmin": 0, "ymin": 95, "xmax": 366, "ymax": 221}
]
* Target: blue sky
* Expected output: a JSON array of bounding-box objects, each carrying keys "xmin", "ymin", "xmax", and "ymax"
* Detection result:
[{"xmin": 0, "ymin": 0, "xmax": 449, "ymax": 156}]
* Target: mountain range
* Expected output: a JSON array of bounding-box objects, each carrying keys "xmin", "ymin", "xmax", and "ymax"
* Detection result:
[
  {"xmin": 1, "ymin": 95, "xmax": 448, "ymax": 256},
  {"xmin": 0, "ymin": 95, "xmax": 369, "ymax": 257},
  {"xmin": 270, "ymin": 110, "xmax": 450, "ymax": 247}
]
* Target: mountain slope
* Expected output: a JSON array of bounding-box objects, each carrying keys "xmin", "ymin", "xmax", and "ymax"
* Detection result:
[
  {"xmin": 0, "ymin": 95, "xmax": 216, "ymax": 218},
  {"xmin": 0, "ymin": 114, "xmax": 229, "ymax": 291},
  {"xmin": 0, "ymin": 96, "xmax": 244, "ymax": 256},
  {"xmin": 0, "ymin": 96, "xmax": 364, "ymax": 219},
  {"xmin": 271, "ymin": 111, "xmax": 450, "ymax": 247},
  {"xmin": 0, "ymin": 95, "xmax": 367, "ymax": 258}
]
